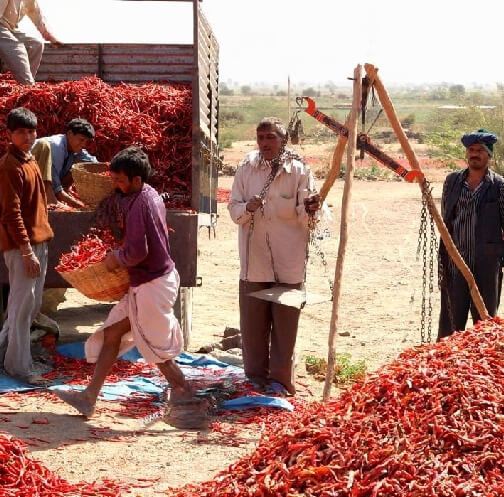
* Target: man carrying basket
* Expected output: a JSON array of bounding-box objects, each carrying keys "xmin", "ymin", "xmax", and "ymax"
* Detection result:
[{"xmin": 55, "ymin": 146, "xmax": 190, "ymax": 417}]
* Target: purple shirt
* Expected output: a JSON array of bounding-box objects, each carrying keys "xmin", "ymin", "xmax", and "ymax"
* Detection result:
[{"xmin": 114, "ymin": 183, "xmax": 175, "ymax": 287}]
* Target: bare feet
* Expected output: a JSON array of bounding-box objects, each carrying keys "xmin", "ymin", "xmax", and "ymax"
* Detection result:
[
  {"xmin": 157, "ymin": 359, "xmax": 186, "ymax": 390},
  {"xmin": 165, "ymin": 390, "xmax": 209, "ymax": 430},
  {"xmin": 18, "ymin": 372, "xmax": 51, "ymax": 387},
  {"xmin": 54, "ymin": 389, "xmax": 95, "ymax": 418}
]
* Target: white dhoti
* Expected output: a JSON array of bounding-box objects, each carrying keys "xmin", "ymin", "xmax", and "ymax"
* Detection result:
[{"xmin": 85, "ymin": 269, "xmax": 183, "ymax": 364}]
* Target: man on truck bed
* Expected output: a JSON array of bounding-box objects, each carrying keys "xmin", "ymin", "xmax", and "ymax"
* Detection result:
[
  {"xmin": 0, "ymin": 0, "xmax": 61, "ymax": 85},
  {"xmin": 35, "ymin": 118, "xmax": 97, "ymax": 209}
]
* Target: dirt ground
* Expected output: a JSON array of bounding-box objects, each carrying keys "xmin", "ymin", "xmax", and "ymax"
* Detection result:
[{"xmin": 1, "ymin": 143, "xmax": 462, "ymax": 495}]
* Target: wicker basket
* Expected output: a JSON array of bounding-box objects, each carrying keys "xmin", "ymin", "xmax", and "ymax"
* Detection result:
[
  {"xmin": 72, "ymin": 162, "xmax": 114, "ymax": 208},
  {"xmin": 59, "ymin": 261, "xmax": 129, "ymax": 302}
]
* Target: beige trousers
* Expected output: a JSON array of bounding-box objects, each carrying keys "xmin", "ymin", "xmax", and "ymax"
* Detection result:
[
  {"xmin": 0, "ymin": 26, "xmax": 44, "ymax": 85},
  {"xmin": 0, "ymin": 243, "xmax": 48, "ymax": 378}
]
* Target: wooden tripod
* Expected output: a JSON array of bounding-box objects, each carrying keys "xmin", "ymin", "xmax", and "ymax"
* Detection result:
[{"xmin": 300, "ymin": 64, "xmax": 489, "ymax": 401}]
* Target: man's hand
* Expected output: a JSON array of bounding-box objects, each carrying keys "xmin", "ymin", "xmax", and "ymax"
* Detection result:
[
  {"xmin": 105, "ymin": 251, "xmax": 120, "ymax": 271},
  {"xmin": 44, "ymin": 32, "xmax": 63, "ymax": 47},
  {"xmin": 22, "ymin": 252, "xmax": 41, "ymax": 278},
  {"xmin": 304, "ymin": 193, "xmax": 321, "ymax": 213},
  {"xmin": 44, "ymin": 182, "xmax": 58, "ymax": 207},
  {"xmin": 246, "ymin": 195, "xmax": 263, "ymax": 213},
  {"xmin": 56, "ymin": 190, "xmax": 85, "ymax": 209}
]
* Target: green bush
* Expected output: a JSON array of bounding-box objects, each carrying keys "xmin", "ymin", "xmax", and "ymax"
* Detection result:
[
  {"xmin": 220, "ymin": 109, "xmax": 245, "ymax": 125},
  {"xmin": 304, "ymin": 353, "xmax": 367, "ymax": 385},
  {"xmin": 400, "ymin": 113, "xmax": 416, "ymax": 129},
  {"xmin": 424, "ymin": 101, "xmax": 504, "ymax": 172}
]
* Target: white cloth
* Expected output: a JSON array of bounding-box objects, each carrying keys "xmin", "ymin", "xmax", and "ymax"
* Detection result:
[
  {"xmin": 85, "ymin": 269, "xmax": 183, "ymax": 364},
  {"xmin": 228, "ymin": 150, "xmax": 316, "ymax": 284}
]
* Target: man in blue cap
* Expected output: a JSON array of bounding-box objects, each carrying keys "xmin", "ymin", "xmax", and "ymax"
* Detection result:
[{"xmin": 438, "ymin": 129, "xmax": 503, "ymax": 339}]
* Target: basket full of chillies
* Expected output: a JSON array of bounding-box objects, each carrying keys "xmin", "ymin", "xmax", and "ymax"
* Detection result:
[
  {"xmin": 72, "ymin": 162, "xmax": 114, "ymax": 209},
  {"xmin": 55, "ymin": 228, "xmax": 129, "ymax": 302}
]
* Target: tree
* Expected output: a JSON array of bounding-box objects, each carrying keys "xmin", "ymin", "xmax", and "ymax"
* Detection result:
[
  {"xmin": 302, "ymin": 87, "xmax": 319, "ymax": 97},
  {"xmin": 241, "ymin": 85, "xmax": 252, "ymax": 95},
  {"xmin": 325, "ymin": 81, "xmax": 337, "ymax": 95},
  {"xmin": 400, "ymin": 113, "xmax": 416, "ymax": 129},
  {"xmin": 449, "ymin": 84, "xmax": 466, "ymax": 98},
  {"xmin": 424, "ymin": 104, "xmax": 504, "ymax": 174},
  {"xmin": 219, "ymin": 82, "xmax": 234, "ymax": 96},
  {"xmin": 427, "ymin": 87, "xmax": 449, "ymax": 100}
]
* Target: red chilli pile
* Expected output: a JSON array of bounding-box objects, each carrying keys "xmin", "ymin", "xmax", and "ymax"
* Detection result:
[
  {"xmin": 0, "ymin": 432, "xmax": 130, "ymax": 496},
  {"xmin": 55, "ymin": 228, "xmax": 117, "ymax": 273},
  {"xmin": 0, "ymin": 74, "xmax": 192, "ymax": 203},
  {"xmin": 168, "ymin": 319, "xmax": 504, "ymax": 497}
]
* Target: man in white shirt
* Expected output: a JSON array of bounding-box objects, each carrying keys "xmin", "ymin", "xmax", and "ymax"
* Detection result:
[
  {"xmin": 0, "ymin": 0, "xmax": 61, "ymax": 85},
  {"xmin": 228, "ymin": 117, "xmax": 320, "ymax": 395}
]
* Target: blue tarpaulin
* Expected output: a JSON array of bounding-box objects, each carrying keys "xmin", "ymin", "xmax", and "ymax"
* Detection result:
[{"xmin": 1, "ymin": 342, "xmax": 294, "ymax": 412}]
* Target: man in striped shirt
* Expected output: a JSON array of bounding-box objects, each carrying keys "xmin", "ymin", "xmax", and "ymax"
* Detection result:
[{"xmin": 438, "ymin": 129, "xmax": 503, "ymax": 339}]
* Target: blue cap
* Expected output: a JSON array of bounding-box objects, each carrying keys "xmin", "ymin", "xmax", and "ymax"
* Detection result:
[{"xmin": 461, "ymin": 128, "xmax": 498, "ymax": 155}]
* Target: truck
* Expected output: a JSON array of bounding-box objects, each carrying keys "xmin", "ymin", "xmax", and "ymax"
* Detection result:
[{"xmin": 0, "ymin": 0, "xmax": 219, "ymax": 343}]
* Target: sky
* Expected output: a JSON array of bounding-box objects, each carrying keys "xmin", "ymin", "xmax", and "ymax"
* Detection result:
[{"xmin": 33, "ymin": 0, "xmax": 504, "ymax": 88}]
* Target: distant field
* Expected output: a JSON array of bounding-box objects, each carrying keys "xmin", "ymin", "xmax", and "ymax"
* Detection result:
[
  {"xmin": 218, "ymin": 94, "xmax": 453, "ymax": 149},
  {"xmin": 218, "ymin": 89, "xmax": 504, "ymax": 177}
]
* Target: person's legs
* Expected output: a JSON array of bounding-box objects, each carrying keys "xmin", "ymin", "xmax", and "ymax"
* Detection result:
[
  {"xmin": 438, "ymin": 270, "xmax": 471, "ymax": 340},
  {"xmin": 239, "ymin": 280, "xmax": 272, "ymax": 386},
  {"xmin": 30, "ymin": 243, "xmax": 48, "ymax": 323},
  {"xmin": 54, "ymin": 317, "xmax": 130, "ymax": 417},
  {"xmin": 157, "ymin": 359, "xmax": 186, "ymax": 392},
  {"xmin": 0, "ymin": 249, "xmax": 37, "ymax": 379},
  {"xmin": 269, "ymin": 283, "xmax": 302, "ymax": 395},
  {"xmin": 12, "ymin": 29, "xmax": 44, "ymax": 80},
  {"xmin": 471, "ymin": 259, "xmax": 502, "ymax": 322},
  {"xmin": 0, "ymin": 26, "xmax": 35, "ymax": 84}
]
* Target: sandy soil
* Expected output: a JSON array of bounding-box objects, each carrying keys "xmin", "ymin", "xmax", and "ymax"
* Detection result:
[{"xmin": 1, "ymin": 144, "xmax": 460, "ymax": 495}]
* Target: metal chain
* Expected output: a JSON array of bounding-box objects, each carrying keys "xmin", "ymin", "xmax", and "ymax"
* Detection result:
[
  {"xmin": 245, "ymin": 160, "xmax": 279, "ymax": 281},
  {"xmin": 417, "ymin": 188, "xmax": 428, "ymax": 343},
  {"xmin": 428, "ymin": 195, "xmax": 438, "ymax": 342},
  {"xmin": 287, "ymin": 111, "xmax": 304, "ymax": 145},
  {"xmin": 365, "ymin": 108, "xmax": 383, "ymax": 135},
  {"xmin": 245, "ymin": 149, "xmax": 334, "ymax": 295},
  {"xmin": 416, "ymin": 178, "xmax": 438, "ymax": 344},
  {"xmin": 307, "ymin": 215, "xmax": 334, "ymax": 295}
]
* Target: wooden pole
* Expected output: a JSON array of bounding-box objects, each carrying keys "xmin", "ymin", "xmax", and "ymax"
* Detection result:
[
  {"xmin": 323, "ymin": 65, "xmax": 362, "ymax": 402},
  {"xmin": 363, "ymin": 63, "xmax": 489, "ymax": 320},
  {"xmin": 319, "ymin": 119, "xmax": 349, "ymax": 203}
]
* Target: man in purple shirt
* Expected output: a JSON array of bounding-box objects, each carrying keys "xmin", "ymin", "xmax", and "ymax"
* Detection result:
[{"xmin": 55, "ymin": 146, "xmax": 190, "ymax": 418}]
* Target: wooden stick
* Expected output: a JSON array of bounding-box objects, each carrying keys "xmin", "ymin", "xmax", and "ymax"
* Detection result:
[
  {"xmin": 364, "ymin": 63, "xmax": 489, "ymax": 320},
  {"xmin": 319, "ymin": 121, "xmax": 349, "ymax": 203},
  {"xmin": 323, "ymin": 65, "xmax": 362, "ymax": 402}
]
